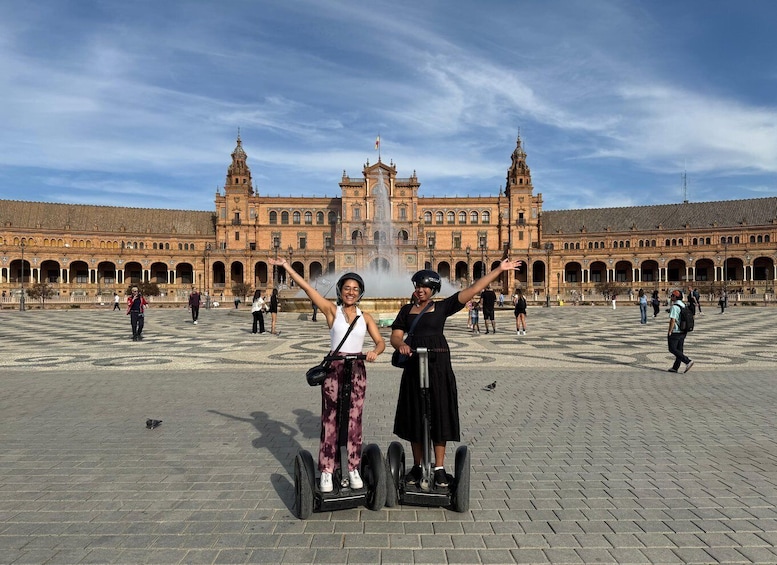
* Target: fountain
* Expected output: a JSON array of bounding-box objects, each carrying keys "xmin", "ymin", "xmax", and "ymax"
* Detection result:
[{"xmin": 281, "ymin": 167, "xmax": 461, "ymax": 321}]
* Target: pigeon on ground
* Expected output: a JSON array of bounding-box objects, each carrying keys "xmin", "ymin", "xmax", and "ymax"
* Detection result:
[
  {"xmin": 146, "ymin": 419, "xmax": 163, "ymax": 429},
  {"xmin": 483, "ymin": 381, "xmax": 497, "ymax": 391}
]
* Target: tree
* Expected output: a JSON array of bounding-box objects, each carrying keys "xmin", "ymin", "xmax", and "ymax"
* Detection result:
[
  {"xmin": 126, "ymin": 282, "xmax": 161, "ymax": 297},
  {"xmin": 232, "ymin": 282, "xmax": 252, "ymax": 302},
  {"xmin": 26, "ymin": 281, "xmax": 55, "ymax": 307}
]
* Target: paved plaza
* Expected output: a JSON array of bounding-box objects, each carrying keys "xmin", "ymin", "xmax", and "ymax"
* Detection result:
[{"xmin": 1, "ymin": 304, "xmax": 777, "ymax": 564}]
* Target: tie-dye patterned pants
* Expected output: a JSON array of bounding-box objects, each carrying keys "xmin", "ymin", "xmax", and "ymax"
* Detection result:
[{"xmin": 318, "ymin": 357, "xmax": 367, "ymax": 473}]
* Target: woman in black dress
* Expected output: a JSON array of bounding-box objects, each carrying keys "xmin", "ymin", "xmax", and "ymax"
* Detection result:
[{"xmin": 390, "ymin": 258, "xmax": 522, "ymax": 487}]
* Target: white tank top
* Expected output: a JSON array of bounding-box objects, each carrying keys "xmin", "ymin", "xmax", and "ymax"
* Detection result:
[{"xmin": 330, "ymin": 305, "xmax": 367, "ymax": 353}]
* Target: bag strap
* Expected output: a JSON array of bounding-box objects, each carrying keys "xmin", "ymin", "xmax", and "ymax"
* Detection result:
[{"xmin": 406, "ymin": 301, "xmax": 433, "ymax": 337}]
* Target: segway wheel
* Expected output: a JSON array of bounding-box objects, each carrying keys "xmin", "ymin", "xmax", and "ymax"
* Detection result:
[
  {"xmin": 452, "ymin": 445, "xmax": 471, "ymax": 513},
  {"xmin": 294, "ymin": 450, "xmax": 315, "ymax": 519},
  {"xmin": 385, "ymin": 441, "xmax": 405, "ymax": 507},
  {"xmin": 361, "ymin": 444, "xmax": 386, "ymax": 511}
]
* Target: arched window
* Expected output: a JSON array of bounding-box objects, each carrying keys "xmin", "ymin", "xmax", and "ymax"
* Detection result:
[
  {"xmin": 424, "ymin": 211, "xmax": 432, "ymax": 223},
  {"xmin": 766, "ymin": 235, "xmax": 771, "ymax": 242},
  {"xmin": 470, "ymin": 211, "xmax": 479, "ymax": 224},
  {"xmin": 447, "ymin": 211, "xmax": 455, "ymax": 224},
  {"xmin": 678, "ymin": 239, "xmax": 683, "ymax": 246},
  {"xmin": 398, "ymin": 229, "xmax": 409, "ymax": 242},
  {"xmin": 666, "ymin": 239, "xmax": 671, "ymax": 246},
  {"xmin": 757, "ymin": 235, "xmax": 763, "ymax": 243},
  {"xmin": 588, "ymin": 242, "xmax": 593, "ymax": 249},
  {"xmin": 564, "ymin": 243, "xmax": 569, "ymax": 250},
  {"xmin": 328, "ymin": 211, "xmax": 337, "ymax": 224},
  {"xmin": 269, "ymin": 211, "xmax": 278, "ymax": 224},
  {"xmin": 734, "ymin": 236, "xmax": 740, "ymax": 244},
  {"xmin": 458, "ymin": 211, "xmax": 466, "ymax": 223},
  {"xmin": 351, "ymin": 230, "xmax": 362, "ymax": 243},
  {"xmin": 482, "ymin": 211, "xmax": 490, "ymax": 223},
  {"xmin": 316, "ymin": 211, "xmax": 324, "ymax": 224},
  {"xmin": 435, "ymin": 211, "xmax": 444, "ymax": 224},
  {"xmin": 293, "ymin": 211, "xmax": 301, "ymax": 224},
  {"xmin": 304, "ymin": 211, "xmax": 312, "ymax": 224},
  {"xmin": 613, "ymin": 241, "xmax": 618, "ymax": 249}
]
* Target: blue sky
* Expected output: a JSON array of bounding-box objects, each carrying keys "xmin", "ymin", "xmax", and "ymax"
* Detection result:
[{"xmin": 1, "ymin": 0, "xmax": 775, "ymax": 211}]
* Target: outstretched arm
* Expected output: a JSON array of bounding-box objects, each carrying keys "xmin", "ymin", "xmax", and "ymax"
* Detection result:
[
  {"xmin": 268, "ymin": 257, "xmax": 337, "ymax": 323},
  {"xmin": 458, "ymin": 258, "xmax": 523, "ymax": 305}
]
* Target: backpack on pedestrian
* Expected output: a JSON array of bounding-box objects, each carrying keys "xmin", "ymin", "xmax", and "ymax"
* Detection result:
[{"xmin": 678, "ymin": 305, "xmax": 695, "ymax": 332}]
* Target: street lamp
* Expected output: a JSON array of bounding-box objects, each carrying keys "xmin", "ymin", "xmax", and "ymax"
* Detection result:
[
  {"xmin": 203, "ymin": 243, "xmax": 212, "ymax": 308},
  {"xmin": 544, "ymin": 242, "xmax": 554, "ymax": 307},
  {"xmin": 288, "ymin": 245, "xmax": 293, "ymax": 288},
  {"xmin": 465, "ymin": 245, "xmax": 471, "ymax": 286},
  {"xmin": 479, "ymin": 236, "xmax": 487, "ymax": 280},
  {"xmin": 19, "ymin": 241, "xmax": 26, "ymax": 311},
  {"xmin": 427, "ymin": 234, "xmax": 435, "ymax": 271},
  {"xmin": 723, "ymin": 239, "xmax": 728, "ymax": 293},
  {"xmin": 273, "ymin": 237, "xmax": 280, "ymax": 287}
]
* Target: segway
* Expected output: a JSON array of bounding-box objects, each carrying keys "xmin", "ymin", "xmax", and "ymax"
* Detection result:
[
  {"xmin": 294, "ymin": 353, "xmax": 386, "ymax": 519},
  {"xmin": 385, "ymin": 347, "xmax": 471, "ymax": 512}
]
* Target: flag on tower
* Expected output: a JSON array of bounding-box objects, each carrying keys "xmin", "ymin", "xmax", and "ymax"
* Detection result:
[{"xmin": 374, "ymin": 136, "xmax": 380, "ymax": 150}]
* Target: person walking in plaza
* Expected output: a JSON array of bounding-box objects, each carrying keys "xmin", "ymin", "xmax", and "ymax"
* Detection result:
[
  {"xmin": 719, "ymin": 289, "xmax": 728, "ymax": 313},
  {"xmin": 250, "ymin": 290, "xmax": 266, "ymax": 334},
  {"xmin": 667, "ymin": 289, "xmax": 693, "ymax": 373},
  {"xmin": 514, "ymin": 288, "xmax": 527, "ymax": 335},
  {"xmin": 390, "ymin": 259, "xmax": 522, "ymax": 488},
  {"xmin": 651, "ymin": 289, "xmax": 661, "ymax": 317},
  {"xmin": 126, "ymin": 286, "xmax": 148, "ymax": 341},
  {"xmin": 638, "ymin": 288, "xmax": 648, "ymax": 324},
  {"xmin": 481, "ymin": 285, "xmax": 497, "ymax": 333},
  {"xmin": 693, "ymin": 286, "xmax": 702, "ymax": 315},
  {"xmin": 269, "ymin": 288, "xmax": 280, "ymax": 335},
  {"xmin": 470, "ymin": 300, "xmax": 481, "ymax": 333},
  {"xmin": 611, "ymin": 293, "xmax": 617, "ymax": 310},
  {"xmin": 113, "ymin": 292, "xmax": 121, "ymax": 311},
  {"xmin": 686, "ymin": 286, "xmax": 698, "ymax": 316},
  {"xmin": 269, "ymin": 257, "xmax": 385, "ymax": 493},
  {"xmin": 188, "ymin": 287, "xmax": 202, "ymax": 324}
]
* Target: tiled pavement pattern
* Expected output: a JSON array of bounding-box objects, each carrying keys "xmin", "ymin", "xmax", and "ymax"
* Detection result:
[{"xmin": 1, "ymin": 305, "xmax": 777, "ymax": 564}]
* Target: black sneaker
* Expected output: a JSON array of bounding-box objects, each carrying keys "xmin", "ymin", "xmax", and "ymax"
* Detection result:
[
  {"xmin": 405, "ymin": 465, "xmax": 422, "ymax": 486},
  {"xmin": 667, "ymin": 368, "xmax": 678, "ymax": 373},
  {"xmin": 434, "ymin": 468, "xmax": 449, "ymax": 488}
]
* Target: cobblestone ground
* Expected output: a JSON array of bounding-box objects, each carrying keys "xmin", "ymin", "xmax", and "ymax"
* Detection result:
[{"xmin": 1, "ymin": 305, "xmax": 776, "ymax": 564}]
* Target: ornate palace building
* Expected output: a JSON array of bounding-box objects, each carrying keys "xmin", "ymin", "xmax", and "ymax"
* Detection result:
[{"xmin": 1, "ymin": 135, "xmax": 776, "ymax": 304}]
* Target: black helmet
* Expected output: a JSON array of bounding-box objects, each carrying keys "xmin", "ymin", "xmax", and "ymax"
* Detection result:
[
  {"xmin": 412, "ymin": 269, "xmax": 442, "ymax": 295},
  {"xmin": 336, "ymin": 273, "xmax": 365, "ymax": 304}
]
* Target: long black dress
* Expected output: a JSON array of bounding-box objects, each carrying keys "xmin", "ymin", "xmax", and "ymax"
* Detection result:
[{"xmin": 391, "ymin": 293, "xmax": 465, "ymax": 444}]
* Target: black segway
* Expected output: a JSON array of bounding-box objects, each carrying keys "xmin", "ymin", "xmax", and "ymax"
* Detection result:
[
  {"xmin": 294, "ymin": 353, "xmax": 386, "ymax": 519},
  {"xmin": 385, "ymin": 347, "xmax": 471, "ymax": 512}
]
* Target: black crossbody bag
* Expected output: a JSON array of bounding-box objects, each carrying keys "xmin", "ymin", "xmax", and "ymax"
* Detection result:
[
  {"xmin": 305, "ymin": 315, "xmax": 360, "ymax": 386},
  {"xmin": 391, "ymin": 302, "xmax": 433, "ymax": 368}
]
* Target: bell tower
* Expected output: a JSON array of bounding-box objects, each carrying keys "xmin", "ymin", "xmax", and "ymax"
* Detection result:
[
  {"xmin": 505, "ymin": 133, "xmax": 542, "ymax": 253},
  {"xmin": 215, "ymin": 133, "xmax": 256, "ymax": 253}
]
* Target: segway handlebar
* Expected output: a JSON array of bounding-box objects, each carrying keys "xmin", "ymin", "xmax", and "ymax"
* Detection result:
[{"xmin": 323, "ymin": 352, "xmax": 368, "ymax": 363}]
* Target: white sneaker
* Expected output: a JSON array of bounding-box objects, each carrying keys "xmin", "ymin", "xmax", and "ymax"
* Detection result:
[
  {"xmin": 193, "ymin": 320, "xmax": 198, "ymax": 325},
  {"xmin": 348, "ymin": 469, "xmax": 363, "ymax": 489},
  {"xmin": 320, "ymin": 472, "xmax": 333, "ymax": 493}
]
